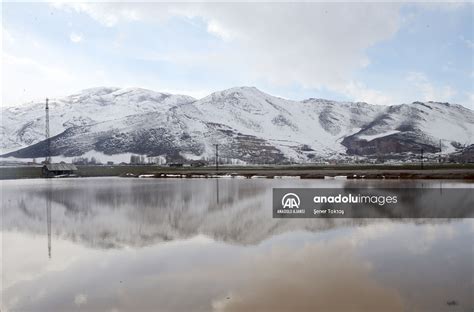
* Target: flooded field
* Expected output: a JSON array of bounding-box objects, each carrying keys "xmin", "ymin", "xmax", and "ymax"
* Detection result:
[{"xmin": 1, "ymin": 178, "xmax": 473, "ymax": 312}]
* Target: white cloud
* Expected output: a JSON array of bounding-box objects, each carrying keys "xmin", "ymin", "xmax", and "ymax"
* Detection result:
[
  {"xmin": 69, "ymin": 32, "xmax": 83, "ymax": 43},
  {"xmin": 53, "ymin": 2, "xmax": 402, "ymax": 95},
  {"xmin": 206, "ymin": 20, "xmax": 233, "ymax": 41},
  {"xmin": 3, "ymin": 53, "xmax": 72, "ymax": 80},
  {"xmin": 2, "ymin": 53, "xmax": 73, "ymax": 106},
  {"xmin": 52, "ymin": 2, "xmax": 153, "ymax": 27},
  {"xmin": 74, "ymin": 293, "xmax": 87, "ymax": 306},
  {"xmin": 459, "ymin": 35, "xmax": 474, "ymax": 50},
  {"xmin": 1, "ymin": 26, "xmax": 169, "ymax": 107},
  {"xmin": 406, "ymin": 71, "xmax": 457, "ymax": 103},
  {"xmin": 2, "ymin": 27, "xmax": 14, "ymax": 43},
  {"xmin": 340, "ymin": 81, "xmax": 394, "ymax": 105},
  {"xmin": 466, "ymin": 92, "xmax": 474, "ymax": 105},
  {"xmin": 4, "ymin": 2, "xmax": 469, "ymax": 108},
  {"xmin": 1, "ymin": 51, "xmax": 122, "ymax": 107}
]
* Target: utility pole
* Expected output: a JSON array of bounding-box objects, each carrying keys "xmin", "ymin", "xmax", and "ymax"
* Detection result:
[
  {"xmin": 439, "ymin": 139, "xmax": 442, "ymax": 163},
  {"xmin": 420, "ymin": 147, "xmax": 424, "ymax": 170},
  {"xmin": 45, "ymin": 98, "xmax": 51, "ymax": 164},
  {"xmin": 215, "ymin": 144, "xmax": 219, "ymax": 171}
]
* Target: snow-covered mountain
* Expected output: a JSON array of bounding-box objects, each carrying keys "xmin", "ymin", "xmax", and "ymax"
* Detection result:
[
  {"xmin": 2, "ymin": 86, "xmax": 473, "ymax": 163},
  {"xmin": 342, "ymin": 101, "xmax": 474, "ymax": 155},
  {"xmin": 1, "ymin": 87, "xmax": 195, "ymax": 154}
]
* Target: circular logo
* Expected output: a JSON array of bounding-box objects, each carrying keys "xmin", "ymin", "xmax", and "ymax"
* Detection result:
[{"xmin": 281, "ymin": 193, "xmax": 300, "ymax": 209}]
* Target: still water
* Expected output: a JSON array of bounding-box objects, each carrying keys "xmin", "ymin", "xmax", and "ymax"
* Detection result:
[{"xmin": 1, "ymin": 177, "xmax": 473, "ymax": 312}]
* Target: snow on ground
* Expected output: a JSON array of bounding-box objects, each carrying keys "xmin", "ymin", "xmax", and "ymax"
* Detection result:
[
  {"xmin": 0, "ymin": 151, "xmax": 155, "ymax": 164},
  {"xmin": 358, "ymin": 130, "xmax": 401, "ymax": 142},
  {"xmin": 1, "ymin": 87, "xmax": 195, "ymax": 153},
  {"xmin": 179, "ymin": 152, "xmax": 204, "ymax": 161},
  {"xmin": 2, "ymin": 87, "xmax": 473, "ymax": 162}
]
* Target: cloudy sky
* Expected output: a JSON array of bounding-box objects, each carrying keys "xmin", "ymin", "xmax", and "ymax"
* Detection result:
[{"xmin": 1, "ymin": 1, "xmax": 473, "ymax": 108}]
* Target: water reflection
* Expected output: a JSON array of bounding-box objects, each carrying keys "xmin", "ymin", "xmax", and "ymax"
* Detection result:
[
  {"xmin": 216, "ymin": 178, "xmax": 219, "ymax": 205},
  {"xmin": 3, "ymin": 178, "xmax": 470, "ymax": 249},
  {"xmin": 46, "ymin": 180, "xmax": 52, "ymax": 259},
  {"xmin": 1, "ymin": 178, "xmax": 473, "ymax": 312}
]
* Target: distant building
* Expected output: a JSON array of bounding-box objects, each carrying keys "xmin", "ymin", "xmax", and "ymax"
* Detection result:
[
  {"xmin": 190, "ymin": 161, "xmax": 206, "ymax": 167},
  {"xmin": 42, "ymin": 164, "xmax": 78, "ymax": 178},
  {"xmin": 168, "ymin": 163, "xmax": 183, "ymax": 168}
]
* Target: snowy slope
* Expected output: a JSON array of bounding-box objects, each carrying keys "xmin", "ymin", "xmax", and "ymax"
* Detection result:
[
  {"xmin": 180, "ymin": 87, "xmax": 384, "ymax": 160},
  {"xmin": 1, "ymin": 87, "xmax": 195, "ymax": 153},
  {"xmin": 2, "ymin": 87, "xmax": 473, "ymax": 163},
  {"xmin": 342, "ymin": 102, "xmax": 474, "ymax": 155}
]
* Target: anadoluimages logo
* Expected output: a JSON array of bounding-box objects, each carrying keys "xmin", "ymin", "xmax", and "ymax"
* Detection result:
[
  {"xmin": 281, "ymin": 193, "xmax": 300, "ymax": 209},
  {"xmin": 274, "ymin": 188, "xmax": 474, "ymax": 218}
]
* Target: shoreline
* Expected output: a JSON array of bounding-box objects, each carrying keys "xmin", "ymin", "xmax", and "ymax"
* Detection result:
[
  {"xmin": 135, "ymin": 169, "xmax": 474, "ymax": 180},
  {"xmin": 1, "ymin": 164, "xmax": 474, "ymax": 180}
]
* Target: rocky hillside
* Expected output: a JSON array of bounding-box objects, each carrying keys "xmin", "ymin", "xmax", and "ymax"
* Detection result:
[{"xmin": 2, "ymin": 87, "xmax": 473, "ymax": 163}]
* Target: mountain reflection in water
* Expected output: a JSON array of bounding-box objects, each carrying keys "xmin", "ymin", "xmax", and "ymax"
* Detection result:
[{"xmin": 1, "ymin": 178, "xmax": 473, "ymax": 312}]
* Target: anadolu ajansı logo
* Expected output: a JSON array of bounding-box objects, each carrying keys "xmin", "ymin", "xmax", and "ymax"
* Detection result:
[{"xmin": 281, "ymin": 193, "xmax": 301, "ymax": 209}]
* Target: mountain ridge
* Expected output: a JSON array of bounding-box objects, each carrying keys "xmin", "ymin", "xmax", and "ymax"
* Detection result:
[{"xmin": 2, "ymin": 86, "xmax": 473, "ymax": 163}]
